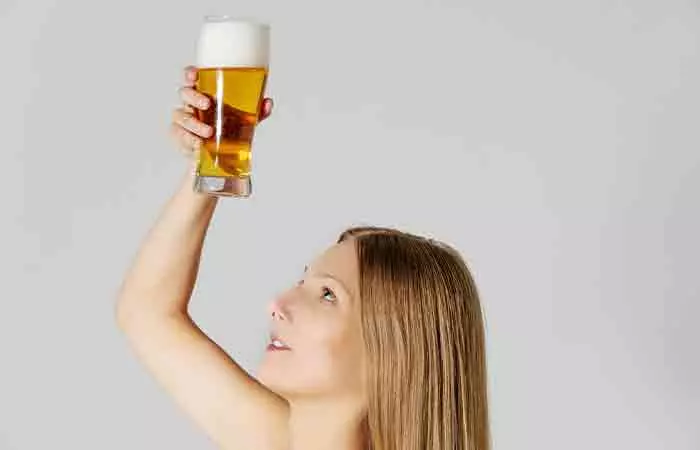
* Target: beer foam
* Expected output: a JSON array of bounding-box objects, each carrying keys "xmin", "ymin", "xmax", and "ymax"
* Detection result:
[{"xmin": 196, "ymin": 19, "xmax": 270, "ymax": 68}]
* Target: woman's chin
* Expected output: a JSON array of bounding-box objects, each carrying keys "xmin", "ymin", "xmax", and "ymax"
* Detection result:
[
  {"xmin": 257, "ymin": 360, "xmax": 294, "ymax": 396},
  {"xmin": 257, "ymin": 355, "xmax": 334, "ymax": 399}
]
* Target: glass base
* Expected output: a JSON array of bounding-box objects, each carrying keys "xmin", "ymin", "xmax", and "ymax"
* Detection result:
[{"xmin": 193, "ymin": 175, "xmax": 252, "ymax": 198}]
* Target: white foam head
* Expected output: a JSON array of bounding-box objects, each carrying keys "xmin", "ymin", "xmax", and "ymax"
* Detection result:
[{"xmin": 196, "ymin": 17, "xmax": 270, "ymax": 69}]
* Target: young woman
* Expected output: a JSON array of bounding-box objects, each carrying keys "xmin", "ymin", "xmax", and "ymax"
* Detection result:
[{"xmin": 115, "ymin": 66, "xmax": 490, "ymax": 450}]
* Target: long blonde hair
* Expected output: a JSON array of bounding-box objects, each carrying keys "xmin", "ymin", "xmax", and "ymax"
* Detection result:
[{"xmin": 338, "ymin": 226, "xmax": 490, "ymax": 450}]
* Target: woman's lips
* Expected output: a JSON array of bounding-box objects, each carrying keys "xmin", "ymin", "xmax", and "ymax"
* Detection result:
[
  {"xmin": 266, "ymin": 343, "xmax": 292, "ymax": 352},
  {"xmin": 267, "ymin": 333, "xmax": 292, "ymax": 351}
]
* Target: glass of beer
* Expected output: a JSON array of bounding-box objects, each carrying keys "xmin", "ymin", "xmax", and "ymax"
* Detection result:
[{"xmin": 193, "ymin": 16, "xmax": 270, "ymax": 197}]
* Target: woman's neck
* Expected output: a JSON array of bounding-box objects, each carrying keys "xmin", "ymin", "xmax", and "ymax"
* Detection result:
[{"xmin": 288, "ymin": 399, "xmax": 367, "ymax": 450}]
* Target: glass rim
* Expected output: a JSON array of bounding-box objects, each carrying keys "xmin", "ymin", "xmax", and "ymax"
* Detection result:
[{"xmin": 203, "ymin": 15, "xmax": 270, "ymax": 28}]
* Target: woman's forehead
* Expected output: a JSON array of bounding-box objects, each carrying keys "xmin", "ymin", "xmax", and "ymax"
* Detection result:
[
  {"xmin": 312, "ymin": 241, "xmax": 356, "ymax": 269},
  {"xmin": 308, "ymin": 241, "xmax": 358, "ymax": 290}
]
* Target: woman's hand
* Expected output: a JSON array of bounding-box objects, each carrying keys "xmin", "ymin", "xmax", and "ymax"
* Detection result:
[{"xmin": 169, "ymin": 65, "xmax": 274, "ymax": 159}]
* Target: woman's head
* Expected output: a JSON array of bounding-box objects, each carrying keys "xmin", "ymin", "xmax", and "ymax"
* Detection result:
[
  {"xmin": 258, "ymin": 236, "xmax": 366, "ymax": 404},
  {"xmin": 258, "ymin": 226, "xmax": 490, "ymax": 450}
]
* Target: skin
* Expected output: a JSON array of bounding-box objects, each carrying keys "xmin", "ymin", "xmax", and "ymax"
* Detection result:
[
  {"xmin": 258, "ymin": 240, "xmax": 366, "ymax": 400},
  {"xmin": 258, "ymin": 240, "xmax": 368, "ymax": 450},
  {"xmin": 116, "ymin": 66, "xmax": 367, "ymax": 450}
]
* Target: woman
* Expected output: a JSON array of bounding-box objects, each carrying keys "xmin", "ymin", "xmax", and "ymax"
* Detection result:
[{"xmin": 115, "ymin": 66, "xmax": 490, "ymax": 450}]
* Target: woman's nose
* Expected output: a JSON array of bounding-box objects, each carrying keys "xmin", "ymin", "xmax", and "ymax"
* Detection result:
[{"xmin": 267, "ymin": 295, "xmax": 290, "ymax": 322}]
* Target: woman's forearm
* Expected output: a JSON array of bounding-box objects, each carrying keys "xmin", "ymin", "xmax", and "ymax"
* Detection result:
[{"xmin": 115, "ymin": 167, "xmax": 218, "ymax": 324}]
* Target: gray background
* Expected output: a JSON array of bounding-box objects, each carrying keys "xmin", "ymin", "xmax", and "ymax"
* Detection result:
[{"xmin": 3, "ymin": 0, "xmax": 699, "ymax": 448}]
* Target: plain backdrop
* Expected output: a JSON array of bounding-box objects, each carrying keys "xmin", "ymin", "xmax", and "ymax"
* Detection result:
[{"xmin": 2, "ymin": 0, "xmax": 699, "ymax": 448}]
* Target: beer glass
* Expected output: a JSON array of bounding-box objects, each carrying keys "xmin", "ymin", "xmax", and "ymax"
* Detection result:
[{"xmin": 193, "ymin": 16, "xmax": 270, "ymax": 197}]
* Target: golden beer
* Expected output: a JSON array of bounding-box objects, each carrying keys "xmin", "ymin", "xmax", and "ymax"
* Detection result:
[
  {"xmin": 195, "ymin": 67, "xmax": 268, "ymax": 178},
  {"xmin": 193, "ymin": 17, "xmax": 270, "ymax": 197}
]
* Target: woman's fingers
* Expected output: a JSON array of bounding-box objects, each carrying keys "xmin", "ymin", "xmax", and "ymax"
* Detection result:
[
  {"xmin": 260, "ymin": 98, "xmax": 274, "ymax": 121},
  {"xmin": 171, "ymin": 66, "xmax": 207, "ymax": 159},
  {"xmin": 179, "ymin": 86, "xmax": 211, "ymax": 110},
  {"xmin": 183, "ymin": 66, "xmax": 198, "ymax": 88},
  {"xmin": 170, "ymin": 122, "xmax": 203, "ymax": 157},
  {"xmin": 172, "ymin": 107, "xmax": 213, "ymax": 138}
]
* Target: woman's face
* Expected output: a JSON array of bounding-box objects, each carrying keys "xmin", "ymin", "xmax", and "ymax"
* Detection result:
[{"xmin": 257, "ymin": 240, "xmax": 366, "ymax": 402}]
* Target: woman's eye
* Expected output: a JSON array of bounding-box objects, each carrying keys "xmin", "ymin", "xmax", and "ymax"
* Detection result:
[{"xmin": 321, "ymin": 287, "xmax": 337, "ymax": 303}]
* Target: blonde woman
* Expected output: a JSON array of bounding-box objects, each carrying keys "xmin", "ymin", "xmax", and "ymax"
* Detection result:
[{"xmin": 116, "ymin": 66, "xmax": 490, "ymax": 450}]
